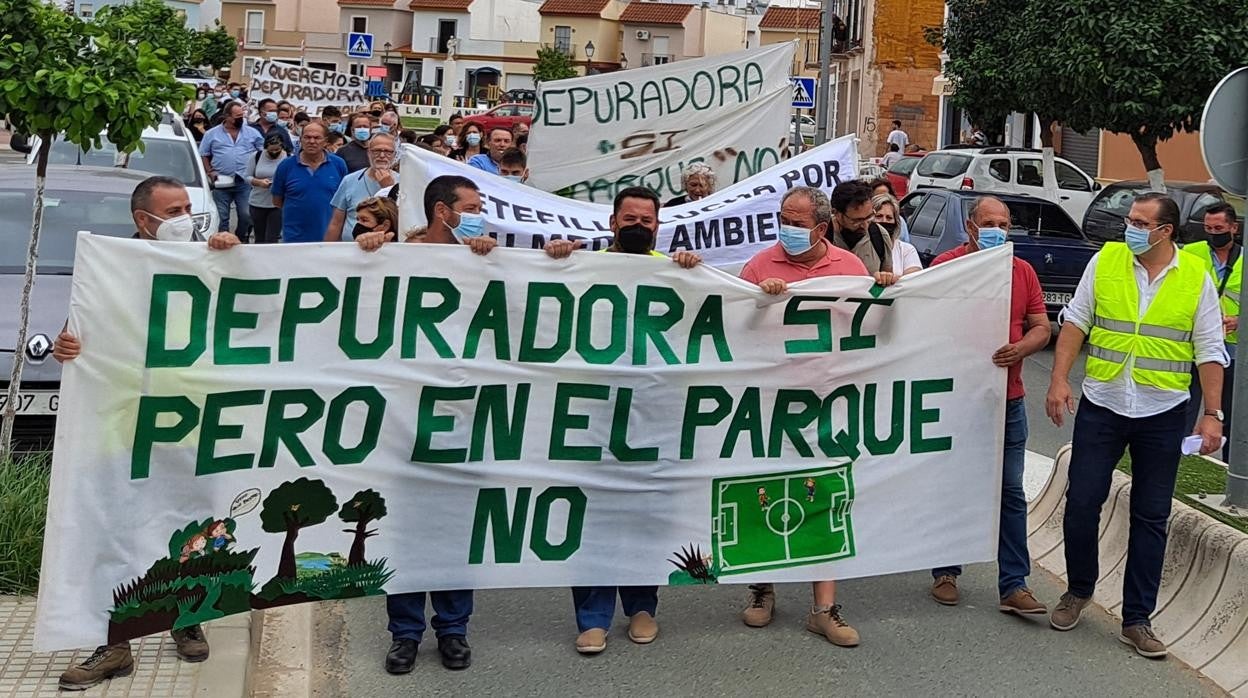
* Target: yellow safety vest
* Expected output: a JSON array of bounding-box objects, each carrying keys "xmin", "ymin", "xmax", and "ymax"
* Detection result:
[
  {"xmin": 1181, "ymin": 240, "xmax": 1241, "ymax": 345},
  {"xmin": 1086, "ymin": 243, "xmax": 1204, "ymax": 392}
]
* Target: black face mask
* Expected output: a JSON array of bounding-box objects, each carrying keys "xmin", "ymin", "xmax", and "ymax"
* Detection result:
[
  {"xmin": 878, "ymin": 221, "xmax": 897, "ymax": 235},
  {"xmin": 616, "ymin": 224, "xmax": 655, "ymax": 254},
  {"xmin": 352, "ymin": 222, "xmax": 374, "ymax": 238},
  {"xmin": 1208, "ymin": 232, "xmax": 1234, "ymax": 249}
]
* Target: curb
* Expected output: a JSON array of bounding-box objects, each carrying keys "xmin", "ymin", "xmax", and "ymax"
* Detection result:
[
  {"xmin": 201, "ymin": 612, "xmax": 252, "ymax": 698},
  {"xmin": 1027, "ymin": 446, "xmax": 1248, "ymax": 697},
  {"xmin": 246, "ymin": 605, "xmax": 313, "ymax": 698}
]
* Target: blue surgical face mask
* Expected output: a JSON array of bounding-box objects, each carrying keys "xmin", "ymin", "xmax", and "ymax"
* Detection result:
[
  {"xmin": 466, "ymin": 132, "xmax": 482, "ymax": 147},
  {"xmin": 450, "ymin": 210, "xmax": 486, "ymax": 242},
  {"xmin": 1124, "ymin": 224, "xmax": 1160, "ymax": 255},
  {"xmin": 502, "ymin": 174, "xmax": 523, "ymax": 184},
  {"xmin": 264, "ymin": 111, "xmax": 278, "ymax": 123},
  {"xmin": 229, "ymin": 89, "xmax": 240, "ymax": 98},
  {"xmin": 328, "ymin": 122, "xmax": 345, "ymax": 134},
  {"xmin": 778, "ymin": 224, "xmax": 814, "ymax": 256},
  {"xmin": 376, "ymin": 125, "xmax": 391, "ymax": 134},
  {"xmin": 976, "ymin": 226, "xmax": 1007, "ymax": 250},
  {"xmin": 353, "ymin": 128, "xmax": 371, "ymax": 142}
]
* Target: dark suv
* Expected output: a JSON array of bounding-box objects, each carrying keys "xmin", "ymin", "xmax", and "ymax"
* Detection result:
[
  {"xmin": 1082, "ymin": 181, "xmax": 1231, "ymax": 245},
  {"xmin": 900, "ymin": 189, "xmax": 1098, "ymax": 317}
]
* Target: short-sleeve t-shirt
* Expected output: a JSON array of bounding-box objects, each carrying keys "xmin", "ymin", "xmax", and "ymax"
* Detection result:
[
  {"xmin": 932, "ymin": 244, "xmax": 1046, "ymax": 400},
  {"xmin": 272, "ymin": 153, "xmax": 348, "ymax": 243}
]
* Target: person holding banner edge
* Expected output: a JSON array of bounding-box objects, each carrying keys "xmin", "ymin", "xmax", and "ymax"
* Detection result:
[
  {"xmin": 544, "ymin": 186, "xmax": 701, "ymax": 655},
  {"xmin": 927, "ymin": 196, "xmax": 1051, "ymax": 614},
  {"xmin": 736, "ymin": 185, "xmax": 865, "ymax": 648},
  {"xmin": 384, "ymin": 174, "xmax": 498, "ymax": 676},
  {"xmin": 53, "ymin": 176, "xmax": 240, "ymax": 691}
]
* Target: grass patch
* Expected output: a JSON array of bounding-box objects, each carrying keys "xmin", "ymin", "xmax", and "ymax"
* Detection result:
[
  {"xmin": 1116, "ymin": 454, "xmax": 1248, "ymax": 534},
  {"xmin": 399, "ymin": 116, "xmax": 441, "ymax": 132},
  {"xmin": 0, "ymin": 452, "xmax": 51, "ymax": 595}
]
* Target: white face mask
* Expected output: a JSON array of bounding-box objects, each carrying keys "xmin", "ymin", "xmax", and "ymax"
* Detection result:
[{"xmin": 147, "ymin": 212, "xmax": 195, "ymax": 242}]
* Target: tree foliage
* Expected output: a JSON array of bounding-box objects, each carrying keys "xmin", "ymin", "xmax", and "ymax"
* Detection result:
[
  {"xmin": 261, "ymin": 478, "xmax": 338, "ymax": 581},
  {"xmin": 94, "ymin": 0, "xmax": 195, "ymax": 69},
  {"xmin": 191, "ymin": 22, "xmax": 236, "ymax": 71},
  {"xmin": 339, "ymin": 489, "xmax": 388, "ymax": 566},
  {"xmin": 533, "ymin": 45, "xmax": 577, "ymax": 84}
]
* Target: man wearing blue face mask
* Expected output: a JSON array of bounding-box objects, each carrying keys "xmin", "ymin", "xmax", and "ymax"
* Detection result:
[
  {"xmin": 337, "ymin": 112, "xmax": 374, "ymax": 174},
  {"xmin": 928, "ymin": 196, "xmax": 1051, "ymax": 614},
  {"xmin": 1045, "ymin": 192, "xmax": 1227, "ymax": 659},
  {"xmin": 498, "ymin": 148, "xmax": 528, "ymax": 184},
  {"xmin": 383, "ymin": 174, "xmax": 495, "ymax": 677},
  {"xmin": 252, "ymin": 98, "xmax": 294, "ymax": 154}
]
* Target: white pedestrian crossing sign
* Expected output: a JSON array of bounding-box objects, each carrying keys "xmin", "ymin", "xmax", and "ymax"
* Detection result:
[
  {"xmin": 791, "ymin": 77, "xmax": 816, "ymax": 109},
  {"xmin": 347, "ymin": 32, "xmax": 374, "ymax": 59}
]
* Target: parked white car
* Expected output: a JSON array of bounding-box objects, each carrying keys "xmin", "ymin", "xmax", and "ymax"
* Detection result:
[
  {"xmin": 908, "ymin": 146, "xmax": 1100, "ymax": 224},
  {"xmin": 791, "ymin": 114, "xmax": 816, "ymax": 141},
  {"xmin": 24, "ymin": 111, "xmax": 217, "ymax": 237}
]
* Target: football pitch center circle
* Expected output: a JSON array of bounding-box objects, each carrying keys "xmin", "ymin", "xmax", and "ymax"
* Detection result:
[{"xmin": 764, "ymin": 497, "xmax": 804, "ymax": 536}]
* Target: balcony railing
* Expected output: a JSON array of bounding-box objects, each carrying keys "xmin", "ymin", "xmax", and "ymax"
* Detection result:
[{"xmin": 641, "ymin": 53, "xmax": 672, "ymax": 66}]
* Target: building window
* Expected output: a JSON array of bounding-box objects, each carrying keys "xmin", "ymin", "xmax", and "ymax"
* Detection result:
[
  {"xmin": 245, "ymin": 10, "xmax": 264, "ymax": 46},
  {"xmin": 174, "ymin": 8, "xmax": 186, "ymax": 21},
  {"xmin": 352, "ymin": 16, "xmax": 368, "ymax": 34},
  {"xmin": 243, "ymin": 56, "xmax": 258, "ymax": 78},
  {"xmin": 554, "ymin": 25, "xmax": 572, "ymax": 56},
  {"xmin": 437, "ymin": 19, "xmax": 457, "ymax": 54},
  {"xmin": 79, "ymin": 3, "xmax": 93, "ymax": 18},
  {"xmin": 435, "ymin": 67, "xmax": 444, "ymax": 88},
  {"xmin": 309, "ymin": 61, "xmax": 338, "ymax": 72},
  {"xmin": 349, "ymin": 63, "xmax": 364, "ymax": 77}
]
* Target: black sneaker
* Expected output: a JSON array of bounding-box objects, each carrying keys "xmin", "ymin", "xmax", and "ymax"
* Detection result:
[
  {"xmin": 437, "ymin": 635, "xmax": 471, "ymax": 670},
  {"xmin": 384, "ymin": 639, "xmax": 419, "ymax": 674}
]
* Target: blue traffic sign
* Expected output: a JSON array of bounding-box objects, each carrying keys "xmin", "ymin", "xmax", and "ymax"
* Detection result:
[
  {"xmin": 791, "ymin": 77, "xmax": 816, "ymax": 109},
  {"xmin": 347, "ymin": 32, "xmax": 374, "ymax": 59}
]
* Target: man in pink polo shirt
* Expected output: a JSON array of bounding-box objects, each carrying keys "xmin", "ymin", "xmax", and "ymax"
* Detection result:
[{"xmin": 738, "ymin": 185, "xmax": 866, "ymax": 648}]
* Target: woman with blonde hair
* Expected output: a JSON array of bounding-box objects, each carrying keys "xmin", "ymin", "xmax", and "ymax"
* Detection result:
[
  {"xmin": 872, "ymin": 193, "xmax": 922, "ymax": 275},
  {"xmin": 353, "ymin": 196, "xmax": 400, "ymax": 251}
]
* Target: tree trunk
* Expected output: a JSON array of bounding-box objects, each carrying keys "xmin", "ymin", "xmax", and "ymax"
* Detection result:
[
  {"xmin": 1130, "ymin": 130, "xmax": 1165, "ymax": 191},
  {"xmin": 0, "ymin": 136, "xmax": 51, "ymax": 458},
  {"xmin": 278, "ymin": 523, "xmax": 299, "ymax": 580},
  {"xmin": 348, "ymin": 518, "xmax": 370, "ymax": 567},
  {"xmin": 1037, "ymin": 116, "xmax": 1059, "ymax": 193},
  {"xmin": 1037, "ymin": 116, "xmax": 1056, "ymax": 149}
]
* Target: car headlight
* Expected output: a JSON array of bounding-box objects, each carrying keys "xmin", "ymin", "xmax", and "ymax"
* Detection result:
[{"xmin": 191, "ymin": 212, "xmax": 213, "ymax": 237}]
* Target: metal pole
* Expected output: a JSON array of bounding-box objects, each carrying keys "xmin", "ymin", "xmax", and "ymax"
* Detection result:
[
  {"xmin": 814, "ymin": 0, "xmax": 833, "ymax": 144},
  {"xmin": 1226, "ymin": 148, "xmax": 1248, "ymax": 507}
]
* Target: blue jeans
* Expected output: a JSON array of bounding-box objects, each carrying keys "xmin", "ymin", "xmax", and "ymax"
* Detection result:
[
  {"xmin": 211, "ymin": 180, "xmax": 252, "ymax": 236},
  {"xmin": 386, "ymin": 590, "xmax": 473, "ymax": 641},
  {"xmin": 571, "ymin": 586, "xmax": 658, "ymax": 633},
  {"xmin": 1063, "ymin": 398, "xmax": 1184, "ymax": 628},
  {"xmin": 933, "ymin": 397, "xmax": 1030, "ymax": 598}
]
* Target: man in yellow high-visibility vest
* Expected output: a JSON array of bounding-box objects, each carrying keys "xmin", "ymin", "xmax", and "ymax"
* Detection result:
[
  {"xmin": 1044, "ymin": 192, "xmax": 1228, "ymax": 660},
  {"xmin": 1181, "ymin": 202, "xmax": 1240, "ymax": 461}
]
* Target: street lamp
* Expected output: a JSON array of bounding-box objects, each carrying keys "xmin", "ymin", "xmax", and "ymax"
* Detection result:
[
  {"xmin": 383, "ymin": 41, "xmax": 393, "ymax": 101},
  {"xmin": 584, "ymin": 40, "xmax": 595, "ymax": 75},
  {"xmin": 620, "ymin": 52, "xmax": 628, "ymax": 70}
]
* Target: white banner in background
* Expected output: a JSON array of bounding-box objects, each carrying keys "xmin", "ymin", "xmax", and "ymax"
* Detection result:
[
  {"xmin": 525, "ymin": 43, "xmax": 797, "ymax": 203},
  {"xmin": 248, "ymin": 60, "xmax": 368, "ymax": 112},
  {"xmin": 398, "ymin": 135, "xmax": 857, "ymax": 269},
  {"xmin": 35, "ymin": 236, "xmax": 1010, "ymax": 651}
]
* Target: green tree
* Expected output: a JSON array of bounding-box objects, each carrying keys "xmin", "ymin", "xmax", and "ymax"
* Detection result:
[
  {"xmin": 260, "ymin": 478, "xmax": 339, "ymax": 581},
  {"xmin": 0, "ymin": 0, "xmax": 191, "ymax": 456},
  {"xmin": 533, "ymin": 45, "xmax": 576, "ymax": 84},
  {"xmin": 338, "ymin": 489, "xmax": 388, "ymax": 567},
  {"xmin": 927, "ymin": 0, "xmax": 1022, "ymax": 145},
  {"xmin": 93, "ymin": 0, "xmax": 195, "ymax": 68},
  {"xmin": 191, "ymin": 22, "xmax": 236, "ymax": 72}
]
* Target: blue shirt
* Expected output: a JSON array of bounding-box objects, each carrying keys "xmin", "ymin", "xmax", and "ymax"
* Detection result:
[
  {"xmin": 252, "ymin": 119, "xmax": 294, "ymax": 153},
  {"xmin": 272, "ymin": 153, "xmax": 348, "ymax": 243},
  {"xmin": 198, "ymin": 123, "xmax": 264, "ymax": 177},
  {"xmin": 467, "ymin": 153, "xmax": 500, "ymax": 175},
  {"xmin": 331, "ymin": 169, "xmax": 399, "ymax": 241}
]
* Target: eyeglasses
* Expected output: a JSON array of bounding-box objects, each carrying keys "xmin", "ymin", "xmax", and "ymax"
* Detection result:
[
  {"xmin": 369, "ymin": 149, "xmax": 396, "ymax": 156},
  {"xmin": 842, "ymin": 212, "xmax": 874, "ymax": 225},
  {"xmin": 1124, "ymin": 217, "xmax": 1160, "ymax": 229}
]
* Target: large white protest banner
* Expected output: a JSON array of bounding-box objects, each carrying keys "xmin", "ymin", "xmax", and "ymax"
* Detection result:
[
  {"xmin": 248, "ymin": 60, "xmax": 367, "ymax": 113},
  {"xmin": 35, "ymin": 235, "xmax": 1010, "ymax": 652},
  {"xmin": 525, "ymin": 43, "xmax": 796, "ymax": 203},
  {"xmin": 398, "ymin": 134, "xmax": 856, "ymax": 269}
]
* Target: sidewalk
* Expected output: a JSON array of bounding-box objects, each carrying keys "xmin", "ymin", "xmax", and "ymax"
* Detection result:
[{"xmin": 0, "ymin": 597, "xmax": 249, "ymax": 698}]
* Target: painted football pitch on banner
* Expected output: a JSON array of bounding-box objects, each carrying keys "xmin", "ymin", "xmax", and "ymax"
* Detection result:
[{"xmin": 712, "ymin": 465, "xmax": 855, "ymax": 576}]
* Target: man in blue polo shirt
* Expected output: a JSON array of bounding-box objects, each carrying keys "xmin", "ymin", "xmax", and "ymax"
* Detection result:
[
  {"xmin": 199, "ymin": 101, "xmax": 264, "ymax": 239},
  {"xmin": 467, "ymin": 127, "xmax": 512, "ymax": 175},
  {"xmin": 272, "ymin": 121, "xmax": 347, "ymax": 243}
]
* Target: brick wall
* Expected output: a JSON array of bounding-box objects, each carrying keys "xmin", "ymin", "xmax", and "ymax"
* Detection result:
[{"xmin": 868, "ymin": 0, "xmax": 943, "ymax": 156}]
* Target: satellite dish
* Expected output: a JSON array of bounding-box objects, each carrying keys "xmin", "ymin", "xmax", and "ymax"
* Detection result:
[{"xmin": 1200, "ymin": 67, "xmax": 1248, "ymax": 196}]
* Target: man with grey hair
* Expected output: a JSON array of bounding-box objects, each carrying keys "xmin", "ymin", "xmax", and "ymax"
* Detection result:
[
  {"xmin": 665, "ymin": 162, "xmax": 717, "ymax": 207},
  {"xmin": 737, "ymin": 185, "xmax": 868, "ymax": 647},
  {"xmin": 927, "ymin": 194, "xmax": 1051, "ymax": 614}
]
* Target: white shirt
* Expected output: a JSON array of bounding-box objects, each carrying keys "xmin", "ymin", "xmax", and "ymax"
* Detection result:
[
  {"xmin": 887, "ymin": 129, "xmax": 908, "ymax": 149},
  {"xmin": 881, "ymin": 150, "xmax": 902, "ymax": 168},
  {"xmin": 1063, "ymin": 245, "xmax": 1230, "ymax": 418},
  {"xmin": 893, "ymin": 238, "xmax": 922, "ymax": 274}
]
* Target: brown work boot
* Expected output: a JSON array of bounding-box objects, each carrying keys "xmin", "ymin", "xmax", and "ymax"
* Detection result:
[
  {"xmin": 575, "ymin": 628, "xmax": 607, "ymax": 655},
  {"xmin": 931, "ymin": 574, "xmax": 959, "ymax": 606},
  {"xmin": 59, "ymin": 643, "xmax": 134, "ymax": 691},
  {"xmin": 999, "ymin": 588, "xmax": 1048, "ymax": 615},
  {"xmin": 627, "ymin": 611, "xmax": 658, "ymax": 644},
  {"xmin": 741, "ymin": 584, "xmax": 776, "ymax": 628},
  {"xmin": 806, "ymin": 604, "xmax": 860, "ymax": 647},
  {"xmin": 171, "ymin": 624, "xmax": 210, "ymax": 662},
  {"xmin": 1120, "ymin": 624, "xmax": 1168, "ymax": 659},
  {"xmin": 1049, "ymin": 593, "xmax": 1092, "ymax": 631}
]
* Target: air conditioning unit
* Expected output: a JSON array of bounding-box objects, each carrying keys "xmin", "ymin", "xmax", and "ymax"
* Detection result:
[{"xmin": 636, "ymin": 30, "xmax": 651, "ymax": 40}]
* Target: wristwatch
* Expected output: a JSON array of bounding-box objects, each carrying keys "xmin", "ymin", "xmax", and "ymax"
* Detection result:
[{"xmin": 1204, "ymin": 409, "xmax": 1225, "ymax": 422}]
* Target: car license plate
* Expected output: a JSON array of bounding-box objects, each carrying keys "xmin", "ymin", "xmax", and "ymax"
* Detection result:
[
  {"xmin": 1043, "ymin": 292, "xmax": 1072, "ymax": 305},
  {"xmin": 0, "ymin": 390, "xmax": 58, "ymax": 416}
]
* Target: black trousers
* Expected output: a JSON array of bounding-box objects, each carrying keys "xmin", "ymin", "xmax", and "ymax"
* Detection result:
[{"xmin": 250, "ymin": 205, "xmax": 282, "ymax": 244}]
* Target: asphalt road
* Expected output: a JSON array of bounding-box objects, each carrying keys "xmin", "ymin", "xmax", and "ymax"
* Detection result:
[{"xmin": 1021, "ymin": 340, "xmax": 1083, "ymax": 459}]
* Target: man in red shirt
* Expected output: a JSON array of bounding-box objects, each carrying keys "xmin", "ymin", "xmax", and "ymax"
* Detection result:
[
  {"xmin": 738, "ymin": 186, "xmax": 866, "ymax": 648},
  {"xmin": 928, "ymin": 195, "xmax": 1051, "ymax": 614}
]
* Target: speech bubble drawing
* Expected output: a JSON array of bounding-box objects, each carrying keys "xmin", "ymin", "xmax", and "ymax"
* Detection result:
[{"xmin": 230, "ymin": 488, "xmax": 262, "ymax": 518}]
